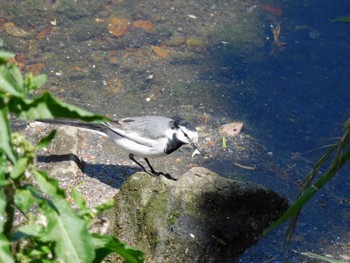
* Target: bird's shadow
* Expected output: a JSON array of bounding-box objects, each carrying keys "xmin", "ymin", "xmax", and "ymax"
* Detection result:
[{"xmin": 37, "ymin": 154, "xmax": 142, "ymax": 189}]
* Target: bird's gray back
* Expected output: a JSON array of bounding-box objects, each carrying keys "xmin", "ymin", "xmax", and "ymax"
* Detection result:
[{"xmin": 108, "ymin": 116, "xmax": 177, "ymax": 140}]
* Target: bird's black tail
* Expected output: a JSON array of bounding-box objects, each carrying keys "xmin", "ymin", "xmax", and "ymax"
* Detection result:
[{"xmin": 36, "ymin": 119, "xmax": 108, "ymax": 136}]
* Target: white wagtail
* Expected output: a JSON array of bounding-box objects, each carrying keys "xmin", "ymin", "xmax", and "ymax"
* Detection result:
[{"xmin": 37, "ymin": 116, "xmax": 199, "ymax": 180}]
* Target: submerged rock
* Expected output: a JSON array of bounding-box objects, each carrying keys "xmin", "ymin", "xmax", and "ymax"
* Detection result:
[
  {"xmin": 108, "ymin": 17, "xmax": 132, "ymax": 38},
  {"xmin": 185, "ymin": 37, "xmax": 207, "ymax": 53},
  {"xmin": 4, "ymin": 22, "xmax": 32, "ymax": 38},
  {"xmin": 112, "ymin": 167, "xmax": 288, "ymax": 262},
  {"xmin": 219, "ymin": 122, "xmax": 244, "ymax": 137}
]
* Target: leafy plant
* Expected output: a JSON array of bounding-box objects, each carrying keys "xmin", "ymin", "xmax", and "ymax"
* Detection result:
[
  {"xmin": 0, "ymin": 50, "xmax": 144, "ymax": 262},
  {"xmin": 263, "ymin": 117, "xmax": 350, "ymax": 261}
]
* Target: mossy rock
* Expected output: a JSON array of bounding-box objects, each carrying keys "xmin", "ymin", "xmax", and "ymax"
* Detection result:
[
  {"xmin": 185, "ymin": 37, "xmax": 208, "ymax": 53},
  {"xmin": 112, "ymin": 167, "xmax": 288, "ymax": 262}
]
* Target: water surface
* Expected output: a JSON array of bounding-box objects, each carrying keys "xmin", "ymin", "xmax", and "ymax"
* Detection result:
[{"xmin": 1, "ymin": 0, "xmax": 349, "ymax": 261}]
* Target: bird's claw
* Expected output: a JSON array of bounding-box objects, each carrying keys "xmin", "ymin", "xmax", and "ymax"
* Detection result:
[
  {"xmin": 146, "ymin": 170, "xmax": 177, "ymax": 181},
  {"xmin": 157, "ymin": 172, "xmax": 177, "ymax": 181}
]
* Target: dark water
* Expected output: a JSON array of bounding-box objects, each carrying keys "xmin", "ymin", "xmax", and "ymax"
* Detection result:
[
  {"xmin": 237, "ymin": 1, "xmax": 350, "ymax": 262},
  {"xmin": 1, "ymin": 0, "xmax": 349, "ymax": 261}
]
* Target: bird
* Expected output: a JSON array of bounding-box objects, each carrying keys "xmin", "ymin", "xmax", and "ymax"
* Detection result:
[{"xmin": 36, "ymin": 116, "xmax": 199, "ymax": 180}]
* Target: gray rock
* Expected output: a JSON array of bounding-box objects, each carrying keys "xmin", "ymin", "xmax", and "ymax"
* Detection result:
[
  {"xmin": 112, "ymin": 167, "xmax": 289, "ymax": 262},
  {"xmin": 33, "ymin": 125, "xmax": 288, "ymax": 261}
]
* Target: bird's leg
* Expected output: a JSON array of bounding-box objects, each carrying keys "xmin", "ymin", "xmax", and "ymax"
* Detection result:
[
  {"xmin": 144, "ymin": 158, "xmax": 177, "ymax": 181},
  {"xmin": 129, "ymin": 153, "xmax": 149, "ymax": 173},
  {"xmin": 128, "ymin": 154, "xmax": 177, "ymax": 180},
  {"xmin": 144, "ymin": 158, "xmax": 157, "ymax": 174}
]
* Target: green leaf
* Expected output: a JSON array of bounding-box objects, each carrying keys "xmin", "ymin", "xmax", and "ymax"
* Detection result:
[
  {"xmin": 10, "ymin": 157, "xmax": 28, "ymax": 180},
  {"xmin": 0, "ymin": 105, "xmax": 16, "ymax": 163},
  {"xmin": 71, "ymin": 188, "xmax": 87, "ymax": 210},
  {"xmin": 0, "ymin": 64, "xmax": 24, "ymax": 97},
  {"xmin": 32, "ymin": 74, "xmax": 48, "ymax": 89},
  {"xmin": 0, "ymin": 182, "xmax": 14, "ymax": 238},
  {"xmin": 0, "ymin": 51, "xmax": 14, "ymax": 64},
  {"xmin": 94, "ymin": 199, "xmax": 115, "ymax": 214},
  {"xmin": 34, "ymin": 170, "xmax": 96, "ymax": 263},
  {"xmin": 0, "ymin": 188, "xmax": 6, "ymax": 232},
  {"xmin": 14, "ymin": 188, "xmax": 36, "ymax": 213},
  {"xmin": 92, "ymin": 234, "xmax": 144, "ymax": 263},
  {"xmin": 37, "ymin": 129, "xmax": 57, "ymax": 149},
  {"xmin": 13, "ymin": 224, "xmax": 44, "ymax": 239},
  {"xmin": 0, "ymin": 51, "xmax": 15, "ymax": 59},
  {"xmin": 9, "ymin": 92, "xmax": 109, "ymax": 122},
  {"xmin": 34, "ymin": 170, "xmax": 66, "ymax": 199},
  {"xmin": 8, "ymin": 65, "xmax": 23, "ymax": 90},
  {"xmin": 331, "ymin": 15, "xmax": 350, "ymax": 23},
  {"xmin": 42, "ymin": 201, "xmax": 96, "ymax": 263},
  {"xmin": 0, "ymin": 152, "xmax": 8, "ymax": 178},
  {"xmin": 24, "ymin": 73, "xmax": 48, "ymax": 91},
  {"xmin": 26, "ymin": 245, "xmax": 53, "ymax": 261},
  {"xmin": 0, "ymin": 234, "xmax": 14, "ymax": 263}
]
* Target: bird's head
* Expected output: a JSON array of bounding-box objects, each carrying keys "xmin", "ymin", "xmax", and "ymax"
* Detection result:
[{"xmin": 177, "ymin": 125, "xmax": 199, "ymax": 151}]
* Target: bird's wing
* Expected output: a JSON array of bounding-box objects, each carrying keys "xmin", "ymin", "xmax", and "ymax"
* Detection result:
[{"xmin": 103, "ymin": 116, "xmax": 176, "ymax": 147}]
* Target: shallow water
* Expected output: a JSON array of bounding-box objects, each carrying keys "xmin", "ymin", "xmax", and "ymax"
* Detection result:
[{"xmin": 1, "ymin": 0, "xmax": 349, "ymax": 261}]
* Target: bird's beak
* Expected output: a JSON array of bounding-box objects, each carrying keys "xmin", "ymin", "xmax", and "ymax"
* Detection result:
[
  {"xmin": 191, "ymin": 143, "xmax": 200, "ymax": 159},
  {"xmin": 190, "ymin": 141, "xmax": 200, "ymax": 152},
  {"xmin": 192, "ymin": 141, "xmax": 199, "ymax": 149}
]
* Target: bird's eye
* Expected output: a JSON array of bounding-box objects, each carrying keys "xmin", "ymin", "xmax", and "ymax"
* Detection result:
[{"xmin": 183, "ymin": 132, "xmax": 193, "ymax": 142}]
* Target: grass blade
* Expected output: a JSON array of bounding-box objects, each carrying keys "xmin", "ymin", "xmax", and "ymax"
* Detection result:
[{"xmin": 299, "ymin": 251, "xmax": 346, "ymax": 263}]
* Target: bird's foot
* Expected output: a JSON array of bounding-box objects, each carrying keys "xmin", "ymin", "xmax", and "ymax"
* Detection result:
[
  {"xmin": 155, "ymin": 171, "xmax": 177, "ymax": 181},
  {"xmin": 145, "ymin": 170, "xmax": 177, "ymax": 181},
  {"xmin": 129, "ymin": 155, "xmax": 177, "ymax": 181}
]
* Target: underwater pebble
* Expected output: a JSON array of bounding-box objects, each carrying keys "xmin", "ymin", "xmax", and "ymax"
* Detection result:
[
  {"xmin": 108, "ymin": 17, "xmax": 131, "ymax": 38},
  {"xmin": 151, "ymin": 45, "xmax": 170, "ymax": 58},
  {"xmin": 4, "ymin": 22, "xmax": 31, "ymax": 38},
  {"xmin": 133, "ymin": 19, "xmax": 155, "ymax": 32}
]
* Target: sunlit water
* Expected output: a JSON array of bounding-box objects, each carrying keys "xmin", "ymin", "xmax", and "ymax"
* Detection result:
[{"xmin": 1, "ymin": 0, "xmax": 349, "ymax": 261}]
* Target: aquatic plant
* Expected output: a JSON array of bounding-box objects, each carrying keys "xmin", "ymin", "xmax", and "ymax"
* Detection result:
[
  {"xmin": 264, "ymin": 115, "xmax": 350, "ymax": 262},
  {"xmin": 331, "ymin": 15, "xmax": 350, "ymax": 23}
]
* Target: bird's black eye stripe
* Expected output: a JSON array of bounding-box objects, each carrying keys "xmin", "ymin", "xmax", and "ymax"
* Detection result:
[{"xmin": 181, "ymin": 130, "xmax": 192, "ymax": 141}]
